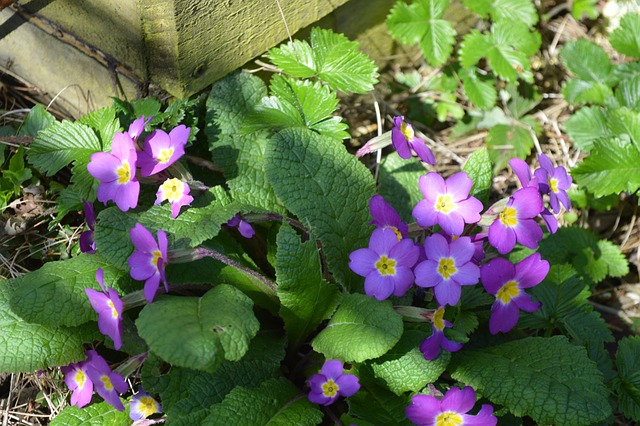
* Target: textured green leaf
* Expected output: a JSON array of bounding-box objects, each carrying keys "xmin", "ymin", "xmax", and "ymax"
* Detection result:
[
  {"xmin": 613, "ymin": 336, "xmax": 640, "ymax": 421},
  {"xmin": 486, "ymin": 123, "xmax": 535, "ymax": 170},
  {"xmin": 607, "ymin": 107, "xmax": 640, "ymax": 145},
  {"xmin": 311, "ymin": 293, "xmax": 403, "ymax": 362},
  {"xmin": 461, "ymin": 71, "xmax": 497, "ymax": 110},
  {"xmin": 563, "ymin": 106, "xmax": 610, "ymax": 151},
  {"xmin": 265, "ymin": 127, "xmax": 375, "ymax": 289},
  {"xmin": 459, "ymin": 30, "xmax": 493, "ymax": 69},
  {"xmin": 268, "ymin": 27, "xmax": 378, "ymax": 94},
  {"xmin": 202, "ymin": 377, "xmax": 322, "ymax": 426},
  {"xmin": 462, "ymin": 147, "xmax": 492, "ymax": 205},
  {"xmin": 136, "ymin": 285, "xmax": 259, "ymax": 372},
  {"xmin": 571, "ymin": 0, "xmax": 599, "ymax": 20},
  {"xmin": 50, "ymin": 400, "xmax": 130, "ymax": 425},
  {"xmin": 610, "ymin": 13, "xmax": 640, "ymax": 58},
  {"xmin": 562, "ymin": 78, "xmax": 613, "ymax": 105},
  {"xmin": 561, "ymin": 40, "xmax": 614, "ymax": 83},
  {"xmin": 571, "ymin": 137, "xmax": 640, "ymax": 196},
  {"xmin": 276, "ymin": 224, "xmax": 339, "ymax": 348},
  {"xmin": 371, "ymin": 330, "xmax": 449, "ymax": 395},
  {"xmin": 18, "ymin": 104, "xmax": 56, "ymax": 137},
  {"xmin": 614, "ymin": 76, "xmax": 640, "ymax": 110},
  {"xmin": 463, "ymin": 0, "xmax": 538, "ymax": 26},
  {"xmin": 77, "ymin": 106, "xmax": 120, "ymax": 151},
  {"xmin": 377, "ymin": 152, "xmax": 425, "ymax": 223},
  {"xmin": 450, "ymin": 336, "xmax": 611, "ymax": 425}
]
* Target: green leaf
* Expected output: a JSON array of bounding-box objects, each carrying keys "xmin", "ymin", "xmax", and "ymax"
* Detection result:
[
  {"xmin": 311, "ymin": 293, "xmax": 403, "ymax": 362},
  {"xmin": 202, "ymin": 377, "xmax": 322, "ymax": 426},
  {"xmin": 562, "ymin": 78, "xmax": 613, "ymax": 105},
  {"xmin": 377, "ymin": 152, "xmax": 425, "ymax": 223},
  {"xmin": 561, "ymin": 40, "xmax": 614, "ymax": 83},
  {"xmin": 370, "ymin": 330, "xmax": 449, "ymax": 395},
  {"xmin": 610, "ymin": 13, "xmax": 640, "ymax": 58},
  {"xmin": 265, "ymin": 127, "xmax": 375, "ymax": 290},
  {"xmin": 50, "ymin": 400, "xmax": 130, "ymax": 425},
  {"xmin": 450, "ymin": 336, "xmax": 611, "ymax": 425},
  {"xmin": 563, "ymin": 106, "xmax": 610, "ymax": 151},
  {"xmin": 268, "ymin": 27, "xmax": 378, "ymax": 94},
  {"xmin": 571, "ymin": 0, "xmax": 599, "ymax": 20},
  {"xmin": 607, "ymin": 107, "xmax": 640, "ymax": 145},
  {"xmin": 459, "ymin": 30, "xmax": 493, "ymax": 69},
  {"xmin": 613, "ymin": 336, "xmax": 640, "ymax": 421},
  {"xmin": 461, "ymin": 71, "xmax": 497, "ymax": 110},
  {"xmin": 77, "ymin": 106, "xmax": 120, "ymax": 151},
  {"xmin": 136, "ymin": 285, "xmax": 259, "ymax": 372},
  {"xmin": 18, "ymin": 104, "xmax": 56, "ymax": 137},
  {"xmin": 276, "ymin": 224, "xmax": 339, "ymax": 348},
  {"xmin": 462, "ymin": 147, "xmax": 492, "ymax": 205},
  {"xmin": 486, "ymin": 123, "xmax": 535, "ymax": 170},
  {"xmin": 571, "ymin": 137, "xmax": 640, "ymax": 197},
  {"xmin": 463, "ymin": 0, "xmax": 538, "ymax": 27},
  {"xmin": 614, "ymin": 75, "xmax": 640, "ymax": 110},
  {"xmin": 387, "ymin": 0, "xmax": 457, "ymax": 67}
]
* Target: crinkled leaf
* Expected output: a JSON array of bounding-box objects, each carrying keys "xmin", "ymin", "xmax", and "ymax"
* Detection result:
[
  {"xmin": 18, "ymin": 104, "xmax": 55, "ymax": 137},
  {"xmin": 311, "ymin": 293, "xmax": 403, "ymax": 363},
  {"xmin": 50, "ymin": 400, "xmax": 129, "ymax": 425},
  {"xmin": 202, "ymin": 377, "xmax": 322, "ymax": 426},
  {"xmin": 610, "ymin": 13, "xmax": 640, "ymax": 58},
  {"xmin": 268, "ymin": 27, "xmax": 378, "ymax": 94},
  {"xmin": 463, "ymin": 0, "xmax": 538, "ymax": 27},
  {"xmin": 459, "ymin": 30, "xmax": 493, "ymax": 70},
  {"xmin": 462, "ymin": 147, "xmax": 492, "ymax": 205},
  {"xmin": 562, "ymin": 78, "xmax": 613, "ymax": 105},
  {"xmin": 77, "ymin": 106, "xmax": 120, "ymax": 151},
  {"xmin": 606, "ymin": 107, "xmax": 640, "ymax": 145},
  {"xmin": 613, "ymin": 336, "xmax": 640, "ymax": 421},
  {"xmin": 486, "ymin": 123, "xmax": 536, "ymax": 170},
  {"xmin": 561, "ymin": 40, "xmax": 614, "ymax": 83},
  {"xmin": 563, "ymin": 106, "xmax": 610, "ymax": 151},
  {"xmin": 461, "ymin": 71, "xmax": 497, "ymax": 110},
  {"xmin": 136, "ymin": 285, "xmax": 259, "ymax": 372},
  {"xmin": 377, "ymin": 152, "xmax": 425, "ymax": 223},
  {"xmin": 614, "ymin": 76, "xmax": 640, "ymax": 110},
  {"xmin": 450, "ymin": 336, "xmax": 611, "ymax": 425}
]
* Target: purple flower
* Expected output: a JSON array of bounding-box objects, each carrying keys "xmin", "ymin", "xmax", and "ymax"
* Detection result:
[
  {"xmin": 130, "ymin": 387, "xmax": 162, "ymax": 421},
  {"xmin": 128, "ymin": 223, "xmax": 168, "ymax": 303},
  {"xmin": 84, "ymin": 350, "xmax": 128, "ymax": 411},
  {"xmin": 127, "ymin": 115, "xmax": 151, "ymax": 143},
  {"xmin": 369, "ymin": 194, "xmax": 408, "ymax": 240},
  {"xmin": 85, "ymin": 268, "xmax": 123, "ymax": 350},
  {"xmin": 80, "ymin": 199, "xmax": 96, "ymax": 254},
  {"xmin": 349, "ymin": 228, "xmax": 419, "ymax": 300},
  {"xmin": 406, "ymin": 386, "xmax": 497, "ymax": 426},
  {"xmin": 534, "ymin": 153, "xmax": 572, "ymax": 214},
  {"xmin": 412, "ymin": 172, "xmax": 483, "ymax": 237},
  {"xmin": 155, "ymin": 178, "xmax": 194, "ymax": 218},
  {"xmin": 88, "ymin": 132, "xmax": 140, "ymax": 211},
  {"xmin": 509, "ymin": 158, "xmax": 558, "ymax": 233},
  {"xmin": 481, "ymin": 253, "xmax": 548, "ymax": 334},
  {"xmin": 137, "ymin": 125, "xmax": 190, "ymax": 177},
  {"xmin": 488, "ymin": 186, "xmax": 543, "ymax": 254},
  {"xmin": 414, "ymin": 233, "xmax": 480, "ymax": 306},
  {"xmin": 61, "ymin": 360, "xmax": 93, "ymax": 408},
  {"xmin": 308, "ymin": 359, "xmax": 360, "ymax": 406},
  {"xmin": 419, "ymin": 306, "xmax": 463, "ymax": 360},
  {"xmin": 392, "ymin": 116, "xmax": 436, "ymax": 164},
  {"xmin": 226, "ymin": 214, "xmax": 255, "ymax": 238}
]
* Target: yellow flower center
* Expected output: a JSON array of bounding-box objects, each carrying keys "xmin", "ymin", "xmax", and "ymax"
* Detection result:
[
  {"xmin": 136, "ymin": 396, "xmax": 160, "ymax": 417},
  {"xmin": 435, "ymin": 194, "xmax": 454, "ymax": 214},
  {"xmin": 384, "ymin": 225, "xmax": 403, "ymax": 242},
  {"xmin": 497, "ymin": 280, "xmax": 520, "ymax": 303},
  {"xmin": 108, "ymin": 300, "xmax": 119, "ymax": 319},
  {"xmin": 549, "ymin": 178, "xmax": 559, "ymax": 193},
  {"xmin": 322, "ymin": 379, "xmax": 340, "ymax": 397},
  {"xmin": 74, "ymin": 369, "xmax": 86, "ymax": 388},
  {"xmin": 160, "ymin": 178, "xmax": 185, "ymax": 203},
  {"xmin": 435, "ymin": 411, "xmax": 464, "ymax": 426},
  {"xmin": 433, "ymin": 306, "xmax": 446, "ymax": 331},
  {"xmin": 116, "ymin": 161, "xmax": 131, "ymax": 184},
  {"xmin": 400, "ymin": 121, "xmax": 414, "ymax": 141},
  {"xmin": 375, "ymin": 255, "xmax": 396, "ymax": 276},
  {"xmin": 437, "ymin": 258, "xmax": 457, "ymax": 279},
  {"xmin": 499, "ymin": 206, "xmax": 518, "ymax": 227},
  {"xmin": 100, "ymin": 375, "xmax": 113, "ymax": 391},
  {"xmin": 157, "ymin": 147, "xmax": 174, "ymax": 164},
  {"xmin": 151, "ymin": 250, "xmax": 163, "ymax": 267}
]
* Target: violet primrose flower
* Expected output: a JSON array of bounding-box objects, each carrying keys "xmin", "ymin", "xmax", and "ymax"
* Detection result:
[
  {"xmin": 85, "ymin": 350, "xmax": 128, "ymax": 411},
  {"xmin": 85, "ymin": 268, "xmax": 123, "ymax": 350},
  {"xmin": 406, "ymin": 386, "xmax": 497, "ymax": 426},
  {"xmin": 369, "ymin": 194, "xmax": 408, "ymax": 240},
  {"xmin": 420, "ymin": 306, "xmax": 463, "ymax": 360},
  {"xmin": 128, "ymin": 223, "xmax": 169, "ymax": 303},
  {"xmin": 349, "ymin": 228, "xmax": 419, "ymax": 300},
  {"xmin": 414, "ymin": 233, "xmax": 480, "ymax": 306},
  {"xmin": 127, "ymin": 115, "xmax": 152, "ymax": 143},
  {"xmin": 534, "ymin": 153, "xmax": 572, "ymax": 214},
  {"xmin": 412, "ymin": 172, "xmax": 483, "ymax": 237},
  {"xmin": 155, "ymin": 178, "xmax": 194, "ymax": 218},
  {"xmin": 392, "ymin": 116, "xmax": 436, "ymax": 164},
  {"xmin": 481, "ymin": 253, "xmax": 548, "ymax": 334},
  {"xmin": 79, "ymin": 199, "xmax": 96, "ymax": 254},
  {"xmin": 308, "ymin": 359, "xmax": 360, "ymax": 406},
  {"xmin": 509, "ymin": 158, "xmax": 558, "ymax": 233},
  {"xmin": 226, "ymin": 214, "xmax": 255, "ymax": 238},
  {"xmin": 87, "ymin": 132, "xmax": 140, "ymax": 212},
  {"xmin": 130, "ymin": 387, "xmax": 162, "ymax": 421},
  {"xmin": 61, "ymin": 360, "xmax": 93, "ymax": 408},
  {"xmin": 137, "ymin": 125, "xmax": 190, "ymax": 177}
]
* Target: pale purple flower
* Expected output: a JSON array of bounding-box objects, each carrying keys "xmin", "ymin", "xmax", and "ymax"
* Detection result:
[
  {"xmin": 226, "ymin": 214, "xmax": 255, "ymax": 238},
  {"xmin": 130, "ymin": 387, "xmax": 162, "ymax": 421},
  {"xmin": 85, "ymin": 268, "xmax": 123, "ymax": 350},
  {"xmin": 84, "ymin": 350, "xmax": 128, "ymax": 411},
  {"xmin": 127, "ymin": 115, "xmax": 152, "ymax": 143},
  {"xmin": 308, "ymin": 360, "xmax": 360, "ymax": 406},
  {"xmin": 349, "ymin": 228, "xmax": 419, "ymax": 300},
  {"xmin": 488, "ymin": 186, "xmax": 543, "ymax": 254},
  {"xmin": 155, "ymin": 178, "xmax": 193, "ymax": 218},
  {"xmin": 80, "ymin": 199, "xmax": 96, "ymax": 254},
  {"xmin": 137, "ymin": 125, "xmax": 190, "ymax": 177},
  {"xmin": 61, "ymin": 360, "xmax": 93, "ymax": 408},
  {"xmin": 88, "ymin": 132, "xmax": 140, "ymax": 211},
  {"xmin": 481, "ymin": 253, "xmax": 548, "ymax": 334},
  {"xmin": 128, "ymin": 223, "xmax": 168, "ymax": 303},
  {"xmin": 406, "ymin": 386, "xmax": 497, "ymax": 426},
  {"xmin": 509, "ymin": 158, "xmax": 558, "ymax": 233},
  {"xmin": 412, "ymin": 172, "xmax": 483, "ymax": 236},
  {"xmin": 534, "ymin": 153, "xmax": 572, "ymax": 214},
  {"xmin": 392, "ymin": 116, "xmax": 436, "ymax": 164},
  {"xmin": 369, "ymin": 194, "xmax": 408, "ymax": 240},
  {"xmin": 414, "ymin": 233, "xmax": 480, "ymax": 307},
  {"xmin": 419, "ymin": 306, "xmax": 463, "ymax": 360}
]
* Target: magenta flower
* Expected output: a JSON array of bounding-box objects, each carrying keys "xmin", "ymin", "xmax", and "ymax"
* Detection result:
[
  {"xmin": 509, "ymin": 158, "xmax": 558, "ymax": 233},
  {"xmin": 155, "ymin": 178, "xmax": 194, "ymax": 218},
  {"xmin": 308, "ymin": 359, "xmax": 360, "ymax": 406},
  {"xmin": 226, "ymin": 214, "xmax": 255, "ymax": 238},
  {"xmin": 488, "ymin": 186, "xmax": 543, "ymax": 254},
  {"xmin": 414, "ymin": 233, "xmax": 480, "ymax": 307},
  {"xmin": 85, "ymin": 268, "xmax": 123, "ymax": 350},
  {"xmin": 481, "ymin": 253, "xmax": 548, "ymax": 334},
  {"xmin": 349, "ymin": 228, "xmax": 419, "ymax": 300},
  {"xmin": 137, "ymin": 125, "xmax": 190, "ymax": 177},
  {"xmin": 79, "ymin": 199, "xmax": 96, "ymax": 254},
  {"xmin": 534, "ymin": 153, "xmax": 572, "ymax": 214},
  {"xmin": 369, "ymin": 194, "xmax": 408, "ymax": 240},
  {"xmin": 420, "ymin": 306, "xmax": 463, "ymax": 360},
  {"xmin": 392, "ymin": 116, "xmax": 436, "ymax": 164},
  {"xmin": 84, "ymin": 350, "xmax": 128, "ymax": 411},
  {"xmin": 412, "ymin": 172, "xmax": 483, "ymax": 237},
  {"xmin": 406, "ymin": 386, "xmax": 497, "ymax": 426},
  {"xmin": 127, "ymin": 115, "xmax": 151, "ymax": 143},
  {"xmin": 61, "ymin": 360, "xmax": 93, "ymax": 408},
  {"xmin": 128, "ymin": 223, "xmax": 168, "ymax": 303},
  {"xmin": 130, "ymin": 387, "xmax": 162, "ymax": 421},
  {"xmin": 87, "ymin": 132, "xmax": 140, "ymax": 211}
]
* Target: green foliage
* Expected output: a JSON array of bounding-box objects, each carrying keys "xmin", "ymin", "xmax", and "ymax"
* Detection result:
[
  {"xmin": 461, "ymin": 147, "xmax": 492, "ymax": 205},
  {"xmin": 613, "ymin": 336, "xmax": 640, "ymax": 421},
  {"xmin": 0, "ymin": 146, "xmax": 32, "ymax": 208},
  {"xmin": 571, "ymin": 0, "xmax": 599, "ymax": 20},
  {"xmin": 18, "ymin": 104, "xmax": 56, "ymax": 137},
  {"xmin": 459, "ymin": 68, "xmax": 498, "ymax": 110},
  {"xmin": 463, "ymin": 0, "xmax": 538, "ymax": 27},
  {"xmin": 610, "ymin": 13, "xmax": 640, "ymax": 58},
  {"xmin": 563, "ymin": 106, "xmax": 609, "ymax": 152},
  {"xmin": 560, "ymin": 40, "xmax": 616, "ymax": 105},
  {"xmin": 50, "ymin": 400, "xmax": 130, "ymax": 425}
]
